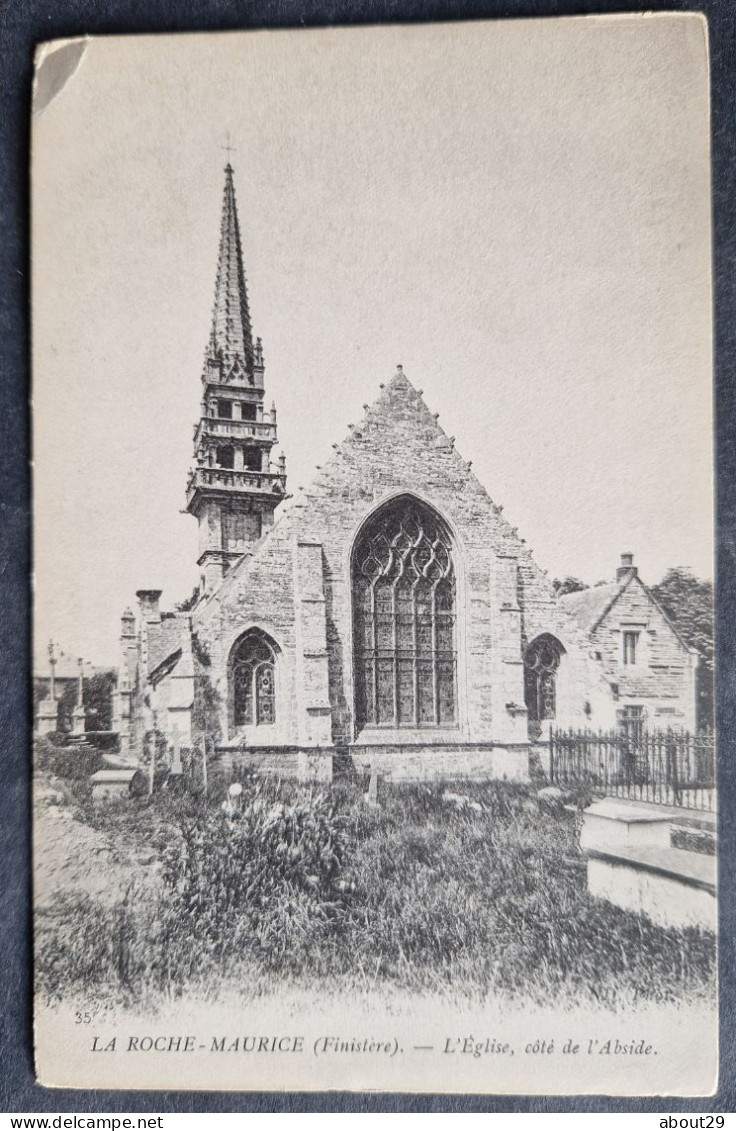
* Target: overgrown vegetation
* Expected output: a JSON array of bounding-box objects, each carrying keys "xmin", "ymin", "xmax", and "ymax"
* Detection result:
[
  {"xmin": 34, "ymin": 735, "xmax": 104, "ymax": 782},
  {"xmin": 35, "ymin": 775, "xmax": 716, "ymax": 1011}
]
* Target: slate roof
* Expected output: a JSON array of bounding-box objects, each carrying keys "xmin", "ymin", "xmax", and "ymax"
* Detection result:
[
  {"xmin": 558, "ymin": 581, "xmax": 626, "ymax": 634},
  {"xmin": 146, "ymin": 616, "xmax": 192, "ymax": 680},
  {"xmin": 559, "ymin": 575, "xmax": 693, "ymax": 653}
]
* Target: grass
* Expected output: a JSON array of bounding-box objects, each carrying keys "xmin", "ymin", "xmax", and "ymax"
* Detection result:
[{"xmin": 34, "ymin": 770, "xmax": 716, "ymax": 1011}]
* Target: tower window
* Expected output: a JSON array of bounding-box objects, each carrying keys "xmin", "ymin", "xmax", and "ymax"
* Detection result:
[
  {"xmin": 217, "ymin": 399, "xmax": 233, "ymax": 419},
  {"xmin": 622, "ymin": 631, "xmax": 639, "ymax": 665},
  {"xmin": 241, "ymin": 402, "xmax": 257, "ymax": 421},
  {"xmin": 216, "ymin": 446, "xmax": 234, "ymax": 469},
  {"xmin": 243, "ymin": 447, "xmax": 261, "ymax": 472},
  {"xmin": 352, "ymin": 497, "xmax": 456, "ymax": 730}
]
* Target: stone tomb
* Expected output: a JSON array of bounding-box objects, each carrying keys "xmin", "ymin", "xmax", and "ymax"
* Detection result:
[
  {"xmin": 579, "ymin": 798, "xmax": 674, "ymax": 850},
  {"xmin": 90, "ymin": 768, "xmax": 137, "ymax": 805},
  {"xmin": 587, "ymin": 843, "xmax": 716, "ymax": 931},
  {"xmin": 580, "ymin": 797, "xmax": 716, "ymax": 930}
]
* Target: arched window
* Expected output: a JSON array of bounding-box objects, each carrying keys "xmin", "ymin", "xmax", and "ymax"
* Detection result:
[
  {"xmin": 353, "ymin": 497, "xmax": 456, "ymax": 729},
  {"xmin": 231, "ymin": 631, "xmax": 277, "ymax": 727},
  {"xmin": 524, "ymin": 634, "xmax": 564, "ymax": 722}
]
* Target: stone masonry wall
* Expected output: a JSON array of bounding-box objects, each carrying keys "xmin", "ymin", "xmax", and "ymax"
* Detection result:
[
  {"xmin": 590, "ymin": 577, "xmax": 697, "ymax": 729},
  {"xmin": 192, "ymin": 513, "xmax": 299, "ymax": 745},
  {"xmin": 192, "ymin": 368, "xmax": 605, "ymax": 756}
]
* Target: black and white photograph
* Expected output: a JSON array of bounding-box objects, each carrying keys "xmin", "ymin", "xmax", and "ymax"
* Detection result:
[{"xmin": 31, "ymin": 15, "xmax": 716, "ymax": 1094}]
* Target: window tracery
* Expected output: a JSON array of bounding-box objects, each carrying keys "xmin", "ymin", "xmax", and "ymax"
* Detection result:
[
  {"xmin": 524, "ymin": 634, "xmax": 563, "ymax": 722},
  {"xmin": 232, "ymin": 632, "xmax": 276, "ymax": 727},
  {"xmin": 353, "ymin": 498, "xmax": 456, "ymax": 729}
]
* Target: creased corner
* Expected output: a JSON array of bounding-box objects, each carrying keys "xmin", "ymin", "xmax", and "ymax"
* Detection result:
[{"xmin": 33, "ymin": 37, "xmax": 88, "ymax": 116}]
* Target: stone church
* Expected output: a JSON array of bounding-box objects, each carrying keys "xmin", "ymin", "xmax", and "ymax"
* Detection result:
[{"xmin": 113, "ymin": 166, "xmax": 698, "ymax": 781}]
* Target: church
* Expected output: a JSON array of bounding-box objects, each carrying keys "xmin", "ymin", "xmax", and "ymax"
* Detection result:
[{"xmin": 113, "ymin": 165, "xmax": 698, "ymax": 782}]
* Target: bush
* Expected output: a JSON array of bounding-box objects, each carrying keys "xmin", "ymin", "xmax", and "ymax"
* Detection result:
[
  {"xmin": 162, "ymin": 776, "xmax": 353, "ymax": 970},
  {"xmin": 35, "ymin": 777, "xmax": 716, "ymax": 1009},
  {"xmin": 34, "ymin": 736, "xmax": 103, "ymax": 780}
]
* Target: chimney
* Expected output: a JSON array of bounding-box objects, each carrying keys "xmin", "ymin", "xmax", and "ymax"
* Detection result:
[
  {"xmin": 136, "ymin": 589, "xmax": 163, "ymax": 623},
  {"xmin": 616, "ymin": 553, "xmax": 638, "ymax": 583}
]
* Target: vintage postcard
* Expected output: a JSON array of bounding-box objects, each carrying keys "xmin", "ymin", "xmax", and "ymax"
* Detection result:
[{"xmin": 31, "ymin": 15, "xmax": 716, "ymax": 1094}]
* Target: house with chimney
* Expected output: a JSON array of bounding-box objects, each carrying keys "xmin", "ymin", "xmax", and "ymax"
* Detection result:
[{"xmin": 559, "ymin": 555, "xmax": 698, "ymax": 740}]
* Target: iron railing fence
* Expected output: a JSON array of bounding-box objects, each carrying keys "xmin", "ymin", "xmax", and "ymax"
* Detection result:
[{"xmin": 550, "ymin": 727, "xmax": 715, "ymax": 811}]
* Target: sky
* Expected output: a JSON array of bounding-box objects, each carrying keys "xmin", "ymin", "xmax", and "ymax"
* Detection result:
[{"xmin": 32, "ymin": 16, "xmax": 713, "ymax": 670}]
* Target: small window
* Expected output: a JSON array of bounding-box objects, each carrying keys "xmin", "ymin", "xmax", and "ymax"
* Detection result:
[
  {"xmin": 241, "ymin": 402, "xmax": 257, "ymax": 421},
  {"xmin": 243, "ymin": 447, "xmax": 261, "ymax": 471},
  {"xmin": 622, "ymin": 631, "xmax": 639, "ymax": 665},
  {"xmin": 216, "ymin": 446, "xmax": 234, "ymax": 469},
  {"xmin": 617, "ymin": 704, "xmax": 646, "ymax": 744},
  {"xmin": 217, "ymin": 400, "xmax": 233, "ymax": 419}
]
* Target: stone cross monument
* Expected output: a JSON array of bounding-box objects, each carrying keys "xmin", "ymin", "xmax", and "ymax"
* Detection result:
[
  {"xmin": 36, "ymin": 640, "xmax": 60, "ymax": 736},
  {"xmin": 71, "ymin": 657, "xmax": 87, "ymax": 737}
]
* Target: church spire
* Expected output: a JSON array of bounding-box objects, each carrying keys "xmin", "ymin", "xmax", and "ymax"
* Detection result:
[
  {"xmin": 208, "ymin": 163, "xmax": 254, "ymax": 376},
  {"xmin": 187, "ymin": 161, "xmax": 286, "ymax": 596}
]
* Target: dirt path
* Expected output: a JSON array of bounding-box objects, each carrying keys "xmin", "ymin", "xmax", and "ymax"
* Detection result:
[{"xmin": 33, "ymin": 774, "xmax": 162, "ymax": 906}]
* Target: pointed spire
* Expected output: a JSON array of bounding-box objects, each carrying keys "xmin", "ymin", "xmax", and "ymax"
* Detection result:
[{"xmin": 208, "ymin": 164, "xmax": 254, "ymax": 374}]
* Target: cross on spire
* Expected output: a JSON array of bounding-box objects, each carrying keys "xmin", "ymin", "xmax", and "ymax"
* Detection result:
[{"xmin": 222, "ymin": 132, "xmax": 237, "ymax": 163}]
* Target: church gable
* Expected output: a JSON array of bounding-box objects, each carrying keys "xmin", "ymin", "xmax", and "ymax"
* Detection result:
[
  {"xmin": 293, "ymin": 365, "xmax": 587, "ymax": 645},
  {"xmin": 283, "ymin": 367, "xmax": 596, "ymax": 746},
  {"xmin": 293, "ymin": 366, "xmax": 525, "ymax": 554},
  {"xmin": 183, "ymin": 364, "xmax": 617, "ymax": 753}
]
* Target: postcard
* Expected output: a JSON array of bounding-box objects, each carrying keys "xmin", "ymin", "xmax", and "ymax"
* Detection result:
[{"xmin": 32, "ymin": 15, "xmax": 716, "ymax": 1093}]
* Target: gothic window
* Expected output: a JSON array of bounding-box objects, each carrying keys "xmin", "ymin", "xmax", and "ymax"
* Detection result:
[
  {"xmin": 231, "ymin": 632, "xmax": 277, "ymax": 727},
  {"xmin": 241, "ymin": 402, "xmax": 257, "ymax": 421},
  {"xmin": 524, "ymin": 635, "xmax": 564, "ymax": 722},
  {"xmin": 352, "ymin": 497, "xmax": 456, "ymax": 730},
  {"xmin": 216, "ymin": 445, "xmax": 234, "ymax": 469},
  {"xmin": 217, "ymin": 399, "xmax": 233, "ymax": 419}
]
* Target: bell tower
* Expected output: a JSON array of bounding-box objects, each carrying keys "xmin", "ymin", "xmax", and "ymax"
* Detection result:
[{"xmin": 186, "ymin": 164, "xmax": 287, "ymax": 594}]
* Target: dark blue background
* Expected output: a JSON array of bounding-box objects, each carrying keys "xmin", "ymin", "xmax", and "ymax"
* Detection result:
[{"xmin": 2, "ymin": 0, "xmax": 734, "ymax": 1113}]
